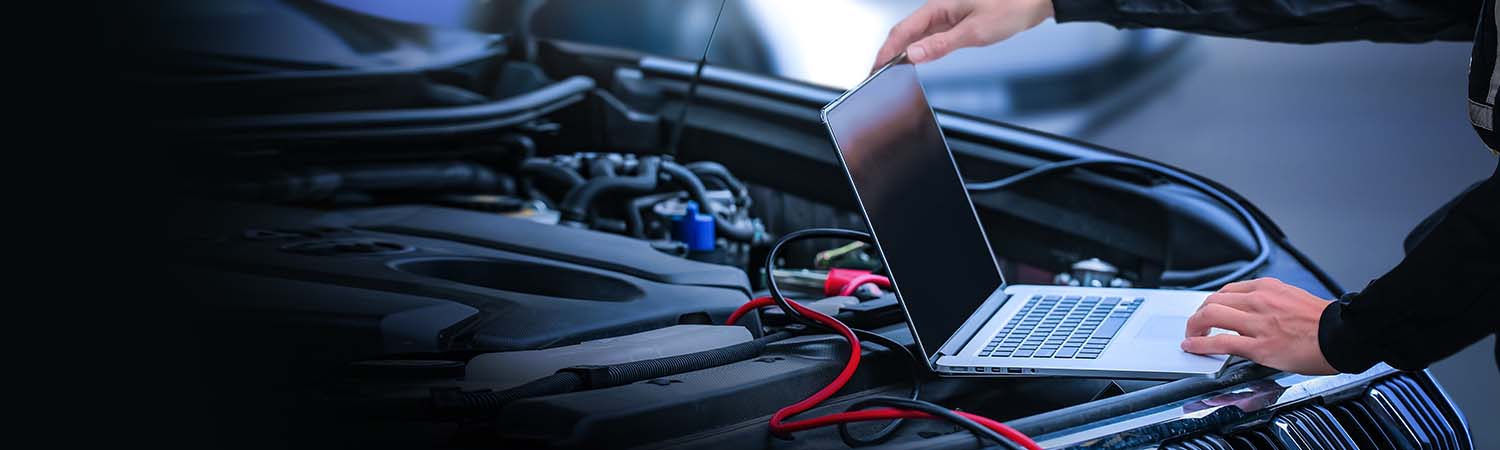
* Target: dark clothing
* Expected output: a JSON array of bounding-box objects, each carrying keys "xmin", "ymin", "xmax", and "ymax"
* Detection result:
[
  {"xmin": 1054, "ymin": 0, "xmax": 1500, "ymax": 372},
  {"xmin": 1319, "ymin": 162, "xmax": 1499, "ymax": 372}
]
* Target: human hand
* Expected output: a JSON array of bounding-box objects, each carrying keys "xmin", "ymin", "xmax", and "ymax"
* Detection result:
[
  {"xmin": 1181, "ymin": 278, "xmax": 1339, "ymax": 375},
  {"xmin": 872, "ymin": 0, "xmax": 1055, "ymax": 70}
]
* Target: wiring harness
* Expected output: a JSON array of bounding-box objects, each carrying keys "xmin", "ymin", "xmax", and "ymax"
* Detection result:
[{"xmin": 728, "ymin": 228, "xmax": 1042, "ymax": 449}]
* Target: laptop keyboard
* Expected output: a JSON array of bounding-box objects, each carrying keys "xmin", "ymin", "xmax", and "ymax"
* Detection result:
[{"xmin": 979, "ymin": 295, "xmax": 1143, "ymax": 360}]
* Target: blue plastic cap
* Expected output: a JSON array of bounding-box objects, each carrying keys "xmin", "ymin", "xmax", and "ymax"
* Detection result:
[{"xmin": 672, "ymin": 201, "xmax": 716, "ymax": 251}]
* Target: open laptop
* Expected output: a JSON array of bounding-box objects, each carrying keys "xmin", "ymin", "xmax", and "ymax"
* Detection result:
[{"xmin": 820, "ymin": 56, "xmax": 1231, "ymax": 379}]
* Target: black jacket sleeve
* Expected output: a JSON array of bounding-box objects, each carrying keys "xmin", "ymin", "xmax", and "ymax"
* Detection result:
[
  {"xmin": 1053, "ymin": 0, "xmax": 1481, "ymax": 43},
  {"xmin": 1318, "ymin": 159, "xmax": 1500, "ymax": 373}
]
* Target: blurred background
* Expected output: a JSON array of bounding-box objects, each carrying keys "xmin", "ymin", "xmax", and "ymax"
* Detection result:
[{"xmin": 326, "ymin": 0, "xmax": 1498, "ymax": 445}]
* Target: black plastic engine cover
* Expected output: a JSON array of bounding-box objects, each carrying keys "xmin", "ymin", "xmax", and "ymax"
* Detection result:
[{"xmin": 171, "ymin": 202, "xmax": 752, "ymax": 353}]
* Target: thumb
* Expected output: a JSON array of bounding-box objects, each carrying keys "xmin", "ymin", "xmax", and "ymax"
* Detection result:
[{"xmin": 906, "ymin": 27, "xmax": 974, "ymax": 64}]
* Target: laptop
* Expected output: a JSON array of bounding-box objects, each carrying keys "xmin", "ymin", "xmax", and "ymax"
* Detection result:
[{"xmin": 820, "ymin": 56, "xmax": 1231, "ymax": 379}]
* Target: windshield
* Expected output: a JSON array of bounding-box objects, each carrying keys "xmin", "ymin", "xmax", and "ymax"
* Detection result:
[
  {"xmin": 309, "ymin": 0, "xmax": 1190, "ymax": 138},
  {"xmin": 695, "ymin": 0, "xmax": 1192, "ymax": 138}
]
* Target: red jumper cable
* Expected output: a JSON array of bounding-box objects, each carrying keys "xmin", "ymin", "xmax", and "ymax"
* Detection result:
[{"xmin": 725, "ymin": 296, "xmax": 1041, "ymax": 450}]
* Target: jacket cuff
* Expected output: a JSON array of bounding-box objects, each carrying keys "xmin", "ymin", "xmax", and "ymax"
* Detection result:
[
  {"xmin": 1051, "ymin": 0, "xmax": 1119, "ymax": 23},
  {"xmin": 1318, "ymin": 293, "xmax": 1381, "ymax": 373}
]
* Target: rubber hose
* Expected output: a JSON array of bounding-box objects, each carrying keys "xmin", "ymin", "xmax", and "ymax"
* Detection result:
[
  {"xmin": 660, "ymin": 161, "xmax": 758, "ymax": 242},
  {"xmin": 559, "ymin": 156, "xmax": 661, "ymax": 223},
  {"xmin": 685, "ymin": 161, "xmax": 749, "ymax": 205},
  {"xmin": 519, "ymin": 157, "xmax": 586, "ymax": 190},
  {"xmin": 589, "ymin": 157, "xmax": 619, "ymax": 178},
  {"xmin": 500, "ymin": 133, "xmax": 537, "ymax": 167}
]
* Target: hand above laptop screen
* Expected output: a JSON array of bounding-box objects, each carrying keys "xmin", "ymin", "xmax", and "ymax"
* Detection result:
[
  {"xmin": 1181, "ymin": 278, "xmax": 1338, "ymax": 375},
  {"xmin": 873, "ymin": 0, "xmax": 1056, "ymax": 70}
]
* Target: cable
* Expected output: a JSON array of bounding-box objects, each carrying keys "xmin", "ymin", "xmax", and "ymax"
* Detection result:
[
  {"xmin": 845, "ymin": 397, "xmax": 1024, "ymax": 450},
  {"xmin": 836, "ymin": 327, "xmax": 919, "ymax": 447},
  {"xmin": 724, "ymin": 296, "xmax": 1039, "ymax": 449},
  {"xmin": 723, "ymin": 296, "xmax": 862, "ymax": 436},
  {"xmin": 774, "ymin": 406, "xmax": 1037, "ymax": 448},
  {"xmin": 965, "ymin": 158, "xmax": 1118, "ymax": 192},
  {"xmin": 836, "ymin": 273, "xmax": 891, "ymax": 297},
  {"xmin": 737, "ymin": 228, "xmax": 1040, "ymax": 448},
  {"xmin": 759, "ymin": 228, "xmax": 917, "ymax": 445},
  {"xmin": 749, "ymin": 230, "xmax": 1039, "ymax": 447},
  {"xmin": 763, "ymin": 229, "xmax": 918, "ymax": 444},
  {"xmin": 764, "ymin": 228, "xmax": 875, "ymax": 330},
  {"xmin": 966, "ymin": 157, "xmax": 1271, "ymax": 290},
  {"xmin": 724, "ymin": 297, "xmax": 774, "ymax": 326}
]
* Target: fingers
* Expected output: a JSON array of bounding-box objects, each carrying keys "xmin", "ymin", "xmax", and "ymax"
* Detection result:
[
  {"xmin": 1181, "ymin": 333, "xmax": 1258, "ymax": 357},
  {"xmin": 1217, "ymin": 280, "xmax": 1258, "ymax": 293},
  {"xmin": 1185, "ymin": 303, "xmax": 1257, "ymax": 337},
  {"xmin": 1201, "ymin": 292, "xmax": 1257, "ymax": 313},
  {"xmin": 1218, "ymin": 277, "xmax": 1278, "ymax": 294},
  {"xmin": 873, "ymin": 5, "xmax": 948, "ymax": 71},
  {"xmin": 906, "ymin": 25, "xmax": 978, "ymax": 63}
]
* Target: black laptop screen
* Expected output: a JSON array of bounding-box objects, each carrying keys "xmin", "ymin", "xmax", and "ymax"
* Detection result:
[{"xmin": 823, "ymin": 62, "xmax": 1005, "ymax": 360}]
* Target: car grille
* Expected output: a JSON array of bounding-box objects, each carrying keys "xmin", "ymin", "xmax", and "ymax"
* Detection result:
[{"xmin": 1164, "ymin": 375, "xmax": 1469, "ymax": 450}]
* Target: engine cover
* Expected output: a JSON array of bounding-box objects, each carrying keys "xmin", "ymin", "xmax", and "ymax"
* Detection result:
[{"xmin": 171, "ymin": 203, "xmax": 752, "ymax": 355}]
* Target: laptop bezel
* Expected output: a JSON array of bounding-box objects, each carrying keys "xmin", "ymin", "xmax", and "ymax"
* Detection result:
[{"xmin": 819, "ymin": 54, "xmax": 1011, "ymax": 369}]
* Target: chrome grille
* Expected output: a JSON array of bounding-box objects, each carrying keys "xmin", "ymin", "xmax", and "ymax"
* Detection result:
[{"xmin": 1163, "ymin": 375, "xmax": 1469, "ymax": 450}]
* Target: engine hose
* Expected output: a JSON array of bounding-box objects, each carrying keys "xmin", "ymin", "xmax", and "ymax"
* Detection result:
[
  {"xmin": 588, "ymin": 156, "xmax": 619, "ymax": 178},
  {"xmin": 558, "ymin": 156, "xmax": 662, "ymax": 224},
  {"xmin": 435, "ymin": 330, "xmax": 793, "ymax": 416},
  {"xmin": 660, "ymin": 161, "xmax": 759, "ymax": 242},
  {"xmin": 685, "ymin": 161, "xmax": 750, "ymax": 206},
  {"xmin": 501, "ymin": 133, "xmax": 537, "ymax": 158},
  {"xmin": 519, "ymin": 157, "xmax": 586, "ymax": 191}
]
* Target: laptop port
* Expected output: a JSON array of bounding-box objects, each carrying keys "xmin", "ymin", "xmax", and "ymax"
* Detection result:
[{"xmin": 1006, "ymin": 368, "xmax": 1023, "ymax": 374}]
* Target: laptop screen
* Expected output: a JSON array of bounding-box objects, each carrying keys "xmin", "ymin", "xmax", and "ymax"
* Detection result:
[{"xmin": 823, "ymin": 61, "xmax": 1005, "ymax": 360}]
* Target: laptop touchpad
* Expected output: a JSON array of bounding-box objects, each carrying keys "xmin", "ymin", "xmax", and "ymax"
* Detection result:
[
  {"xmin": 1134, "ymin": 316, "xmax": 1189, "ymax": 340},
  {"xmin": 1134, "ymin": 316, "xmax": 1238, "ymax": 340}
]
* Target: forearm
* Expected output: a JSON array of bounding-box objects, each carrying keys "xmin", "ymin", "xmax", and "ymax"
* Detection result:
[
  {"xmin": 1053, "ymin": 0, "xmax": 1481, "ymax": 43},
  {"xmin": 1319, "ymin": 160, "xmax": 1500, "ymax": 373}
]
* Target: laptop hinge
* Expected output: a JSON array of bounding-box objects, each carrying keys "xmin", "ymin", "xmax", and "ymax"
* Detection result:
[{"xmin": 935, "ymin": 288, "xmax": 1010, "ymax": 359}]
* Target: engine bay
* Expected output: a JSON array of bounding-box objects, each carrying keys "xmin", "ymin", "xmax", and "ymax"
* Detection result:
[
  {"xmin": 154, "ymin": 5, "xmax": 1367, "ymax": 449},
  {"xmin": 165, "ymin": 86, "xmax": 1337, "ymax": 449}
]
